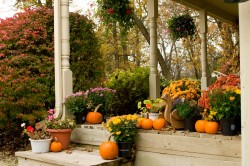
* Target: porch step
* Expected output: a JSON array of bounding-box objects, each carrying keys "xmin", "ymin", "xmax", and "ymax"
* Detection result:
[{"xmin": 15, "ymin": 148, "xmax": 133, "ymax": 166}]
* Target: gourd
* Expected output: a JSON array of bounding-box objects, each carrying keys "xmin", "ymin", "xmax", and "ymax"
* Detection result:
[
  {"xmin": 50, "ymin": 137, "xmax": 62, "ymax": 152},
  {"xmin": 99, "ymin": 134, "xmax": 118, "ymax": 160},
  {"xmin": 153, "ymin": 118, "xmax": 166, "ymax": 130},
  {"xmin": 205, "ymin": 121, "xmax": 219, "ymax": 134},
  {"xmin": 195, "ymin": 120, "xmax": 207, "ymax": 133},
  {"xmin": 86, "ymin": 104, "xmax": 103, "ymax": 124},
  {"xmin": 141, "ymin": 118, "xmax": 153, "ymax": 130}
]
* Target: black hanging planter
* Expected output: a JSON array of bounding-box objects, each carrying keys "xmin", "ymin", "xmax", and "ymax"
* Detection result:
[
  {"xmin": 184, "ymin": 117, "xmax": 198, "ymax": 132},
  {"xmin": 117, "ymin": 142, "xmax": 134, "ymax": 158},
  {"xmin": 220, "ymin": 118, "xmax": 238, "ymax": 136}
]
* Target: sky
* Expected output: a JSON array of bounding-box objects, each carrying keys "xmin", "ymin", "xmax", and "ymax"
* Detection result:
[{"xmin": 0, "ymin": 0, "xmax": 96, "ymax": 19}]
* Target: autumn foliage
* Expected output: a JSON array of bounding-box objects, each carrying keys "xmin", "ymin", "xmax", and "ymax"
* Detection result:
[{"xmin": 0, "ymin": 7, "xmax": 104, "ymax": 151}]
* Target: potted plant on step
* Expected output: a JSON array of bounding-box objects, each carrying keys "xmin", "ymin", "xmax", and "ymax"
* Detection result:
[
  {"xmin": 104, "ymin": 114, "xmax": 139, "ymax": 158},
  {"xmin": 137, "ymin": 98, "xmax": 166, "ymax": 120},
  {"xmin": 175, "ymin": 98, "xmax": 201, "ymax": 132},
  {"xmin": 22, "ymin": 123, "xmax": 52, "ymax": 153},
  {"xmin": 64, "ymin": 91, "xmax": 88, "ymax": 124},
  {"xmin": 46, "ymin": 109, "xmax": 76, "ymax": 150}
]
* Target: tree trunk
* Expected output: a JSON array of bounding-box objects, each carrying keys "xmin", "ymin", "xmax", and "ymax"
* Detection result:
[{"xmin": 131, "ymin": 13, "xmax": 170, "ymax": 79}]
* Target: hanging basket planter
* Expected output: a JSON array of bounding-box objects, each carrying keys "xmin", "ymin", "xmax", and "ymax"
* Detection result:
[
  {"xmin": 167, "ymin": 14, "xmax": 196, "ymax": 40},
  {"xmin": 97, "ymin": 0, "xmax": 134, "ymax": 30}
]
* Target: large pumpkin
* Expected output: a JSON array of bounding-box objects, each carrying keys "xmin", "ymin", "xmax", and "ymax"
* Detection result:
[
  {"xmin": 205, "ymin": 121, "xmax": 219, "ymax": 134},
  {"xmin": 99, "ymin": 134, "xmax": 119, "ymax": 160},
  {"xmin": 141, "ymin": 118, "xmax": 153, "ymax": 130},
  {"xmin": 195, "ymin": 120, "xmax": 207, "ymax": 133},
  {"xmin": 50, "ymin": 137, "xmax": 62, "ymax": 152},
  {"xmin": 86, "ymin": 104, "xmax": 103, "ymax": 124},
  {"xmin": 153, "ymin": 118, "xmax": 166, "ymax": 130}
]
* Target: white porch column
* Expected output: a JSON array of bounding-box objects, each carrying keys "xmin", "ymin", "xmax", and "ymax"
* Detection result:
[
  {"xmin": 61, "ymin": 0, "xmax": 73, "ymax": 118},
  {"xmin": 147, "ymin": 0, "xmax": 160, "ymax": 99},
  {"xmin": 54, "ymin": 0, "xmax": 63, "ymax": 117},
  {"xmin": 199, "ymin": 9, "xmax": 208, "ymax": 90},
  {"xmin": 239, "ymin": 2, "xmax": 250, "ymax": 165}
]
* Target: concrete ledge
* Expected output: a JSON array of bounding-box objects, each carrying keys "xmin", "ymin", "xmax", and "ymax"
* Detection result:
[{"xmin": 15, "ymin": 149, "xmax": 133, "ymax": 166}]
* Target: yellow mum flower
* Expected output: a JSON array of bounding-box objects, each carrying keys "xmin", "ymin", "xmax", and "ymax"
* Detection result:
[
  {"xmin": 235, "ymin": 89, "xmax": 241, "ymax": 94},
  {"xmin": 108, "ymin": 127, "xmax": 112, "ymax": 132},
  {"xmin": 132, "ymin": 114, "xmax": 137, "ymax": 120},
  {"xmin": 116, "ymin": 131, "xmax": 121, "ymax": 135},
  {"xmin": 127, "ymin": 116, "xmax": 131, "ymax": 121},
  {"xmin": 230, "ymin": 96, "xmax": 235, "ymax": 101}
]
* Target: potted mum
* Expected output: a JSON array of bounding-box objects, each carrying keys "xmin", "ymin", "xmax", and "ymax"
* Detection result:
[
  {"xmin": 105, "ymin": 114, "xmax": 139, "ymax": 158},
  {"xmin": 174, "ymin": 98, "xmax": 201, "ymax": 131},
  {"xmin": 64, "ymin": 91, "xmax": 88, "ymax": 124},
  {"xmin": 209, "ymin": 87, "xmax": 241, "ymax": 135},
  {"xmin": 22, "ymin": 123, "xmax": 52, "ymax": 153},
  {"xmin": 46, "ymin": 109, "xmax": 76, "ymax": 150},
  {"xmin": 198, "ymin": 74, "xmax": 241, "ymax": 136},
  {"xmin": 137, "ymin": 98, "xmax": 166, "ymax": 120}
]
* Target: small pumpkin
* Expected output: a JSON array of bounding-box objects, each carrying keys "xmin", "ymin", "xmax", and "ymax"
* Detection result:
[
  {"xmin": 137, "ymin": 117, "xmax": 145, "ymax": 128},
  {"xmin": 153, "ymin": 118, "xmax": 166, "ymax": 130},
  {"xmin": 205, "ymin": 121, "xmax": 219, "ymax": 134},
  {"xmin": 50, "ymin": 137, "xmax": 62, "ymax": 152},
  {"xmin": 99, "ymin": 134, "xmax": 119, "ymax": 160},
  {"xmin": 195, "ymin": 120, "xmax": 207, "ymax": 133},
  {"xmin": 86, "ymin": 104, "xmax": 103, "ymax": 124},
  {"xmin": 141, "ymin": 118, "xmax": 153, "ymax": 130}
]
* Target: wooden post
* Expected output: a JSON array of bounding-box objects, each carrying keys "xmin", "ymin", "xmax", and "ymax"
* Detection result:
[
  {"xmin": 239, "ymin": 2, "xmax": 250, "ymax": 165},
  {"xmin": 199, "ymin": 9, "xmax": 208, "ymax": 90},
  {"xmin": 148, "ymin": 0, "xmax": 160, "ymax": 99}
]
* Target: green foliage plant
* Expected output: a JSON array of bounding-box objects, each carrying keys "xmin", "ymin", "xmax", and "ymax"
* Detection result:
[
  {"xmin": 175, "ymin": 98, "xmax": 200, "ymax": 119},
  {"xmin": 104, "ymin": 67, "xmax": 150, "ymax": 115},
  {"xmin": 64, "ymin": 91, "xmax": 87, "ymax": 114},
  {"xmin": 167, "ymin": 14, "xmax": 195, "ymax": 40}
]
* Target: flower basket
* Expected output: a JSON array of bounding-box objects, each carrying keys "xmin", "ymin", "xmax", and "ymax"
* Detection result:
[{"xmin": 167, "ymin": 14, "xmax": 196, "ymax": 40}]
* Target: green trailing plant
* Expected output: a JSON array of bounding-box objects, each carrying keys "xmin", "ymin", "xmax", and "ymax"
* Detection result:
[{"xmin": 167, "ymin": 14, "xmax": 196, "ymax": 40}]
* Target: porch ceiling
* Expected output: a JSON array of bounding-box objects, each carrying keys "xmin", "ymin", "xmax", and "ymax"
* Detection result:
[{"xmin": 172, "ymin": 0, "xmax": 239, "ymax": 24}]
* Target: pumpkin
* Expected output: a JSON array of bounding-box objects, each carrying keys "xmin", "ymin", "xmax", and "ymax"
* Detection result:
[
  {"xmin": 50, "ymin": 137, "xmax": 62, "ymax": 152},
  {"xmin": 141, "ymin": 118, "xmax": 153, "ymax": 130},
  {"xmin": 153, "ymin": 118, "xmax": 166, "ymax": 130},
  {"xmin": 137, "ymin": 118, "xmax": 145, "ymax": 128},
  {"xmin": 99, "ymin": 134, "xmax": 119, "ymax": 160},
  {"xmin": 195, "ymin": 120, "xmax": 207, "ymax": 133},
  {"xmin": 86, "ymin": 104, "xmax": 103, "ymax": 124},
  {"xmin": 205, "ymin": 121, "xmax": 219, "ymax": 134}
]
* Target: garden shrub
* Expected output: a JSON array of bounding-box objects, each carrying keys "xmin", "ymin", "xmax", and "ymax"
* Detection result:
[
  {"xmin": 0, "ymin": 7, "xmax": 104, "ymax": 151},
  {"xmin": 104, "ymin": 67, "xmax": 150, "ymax": 115}
]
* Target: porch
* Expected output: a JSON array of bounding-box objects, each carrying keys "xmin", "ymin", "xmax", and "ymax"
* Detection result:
[{"xmin": 16, "ymin": 124, "xmax": 241, "ymax": 166}]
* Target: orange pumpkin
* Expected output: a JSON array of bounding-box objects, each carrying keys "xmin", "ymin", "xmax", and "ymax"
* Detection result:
[
  {"xmin": 153, "ymin": 118, "xmax": 166, "ymax": 130},
  {"xmin": 99, "ymin": 134, "xmax": 119, "ymax": 160},
  {"xmin": 86, "ymin": 104, "xmax": 103, "ymax": 124},
  {"xmin": 195, "ymin": 120, "xmax": 207, "ymax": 133},
  {"xmin": 205, "ymin": 121, "xmax": 219, "ymax": 134},
  {"xmin": 50, "ymin": 137, "xmax": 62, "ymax": 152},
  {"xmin": 137, "ymin": 118, "xmax": 145, "ymax": 128},
  {"xmin": 141, "ymin": 118, "xmax": 153, "ymax": 130}
]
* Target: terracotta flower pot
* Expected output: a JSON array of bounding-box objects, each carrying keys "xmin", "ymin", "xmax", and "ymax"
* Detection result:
[{"xmin": 47, "ymin": 129, "xmax": 71, "ymax": 150}]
